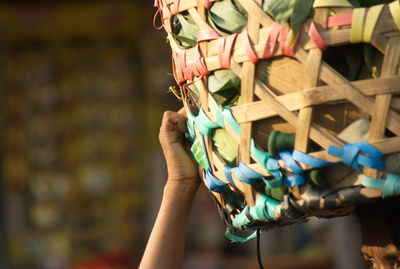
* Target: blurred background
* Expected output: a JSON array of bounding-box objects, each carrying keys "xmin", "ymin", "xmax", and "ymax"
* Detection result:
[{"xmin": 0, "ymin": 1, "xmax": 369, "ymax": 268}]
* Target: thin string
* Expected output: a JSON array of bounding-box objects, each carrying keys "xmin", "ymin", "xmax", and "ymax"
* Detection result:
[{"xmin": 256, "ymin": 229, "xmax": 265, "ymax": 269}]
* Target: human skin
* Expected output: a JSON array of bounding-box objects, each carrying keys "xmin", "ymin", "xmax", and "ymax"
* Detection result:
[{"xmin": 139, "ymin": 109, "xmax": 200, "ymax": 269}]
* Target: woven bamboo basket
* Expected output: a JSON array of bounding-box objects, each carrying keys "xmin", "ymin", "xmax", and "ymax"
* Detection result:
[{"xmin": 154, "ymin": 0, "xmax": 400, "ymax": 236}]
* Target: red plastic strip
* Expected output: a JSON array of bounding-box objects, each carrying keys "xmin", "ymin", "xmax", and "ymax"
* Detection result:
[
  {"xmin": 221, "ymin": 33, "xmax": 237, "ymax": 68},
  {"xmin": 279, "ymin": 24, "xmax": 290, "ymax": 56},
  {"xmin": 308, "ymin": 21, "xmax": 328, "ymax": 51},
  {"xmin": 262, "ymin": 22, "xmax": 280, "ymax": 59},
  {"xmin": 241, "ymin": 30, "xmax": 259, "ymax": 64},
  {"xmin": 200, "ymin": 0, "xmax": 212, "ymax": 9},
  {"xmin": 327, "ymin": 13, "xmax": 352, "ymax": 28},
  {"xmin": 197, "ymin": 29, "xmax": 221, "ymax": 42}
]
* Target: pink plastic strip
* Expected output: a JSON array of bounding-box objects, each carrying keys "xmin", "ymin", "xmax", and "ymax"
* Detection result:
[
  {"xmin": 327, "ymin": 13, "xmax": 352, "ymax": 28},
  {"xmin": 197, "ymin": 29, "xmax": 221, "ymax": 42},
  {"xmin": 222, "ymin": 33, "xmax": 237, "ymax": 68},
  {"xmin": 200, "ymin": 0, "xmax": 212, "ymax": 9},
  {"xmin": 241, "ymin": 30, "xmax": 259, "ymax": 64},
  {"xmin": 308, "ymin": 21, "xmax": 328, "ymax": 51},
  {"xmin": 262, "ymin": 22, "xmax": 280, "ymax": 59}
]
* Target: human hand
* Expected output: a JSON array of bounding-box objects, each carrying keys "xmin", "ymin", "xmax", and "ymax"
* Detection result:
[{"xmin": 159, "ymin": 109, "xmax": 200, "ymax": 185}]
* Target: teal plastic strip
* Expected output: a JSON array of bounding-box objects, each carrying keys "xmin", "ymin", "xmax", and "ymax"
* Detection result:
[
  {"xmin": 195, "ymin": 109, "xmax": 219, "ymax": 136},
  {"xmin": 382, "ymin": 174, "xmax": 400, "ymax": 198},
  {"xmin": 214, "ymin": 103, "xmax": 225, "ymax": 128},
  {"xmin": 361, "ymin": 174, "xmax": 400, "ymax": 199},
  {"xmin": 186, "ymin": 112, "xmax": 196, "ymax": 140},
  {"xmin": 232, "ymin": 194, "xmax": 280, "ymax": 229},
  {"xmin": 225, "ymin": 228, "xmax": 257, "ymax": 243},
  {"xmin": 222, "ymin": 107, "xmax": 241, "ymax": 135},
  {"xmin": 250, "ymin": 139, "xmax": 269, "ymax": 168}
]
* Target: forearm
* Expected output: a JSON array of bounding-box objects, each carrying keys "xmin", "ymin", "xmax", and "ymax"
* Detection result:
[{"xmin": 140, "ymin": 180, "xmax": 199, "ymax": 269}]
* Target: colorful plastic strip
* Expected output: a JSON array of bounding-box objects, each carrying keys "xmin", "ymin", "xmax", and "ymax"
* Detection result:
[
  {"xmin": 222, "ymin": 107, "xmax": 241, "ymax": 135},
  {"xmin": 186, "ymin": 112, "xmax": 196, "ymax": 139},
  {"xmin": 200, "ymin": 0, "xmax": 212, "ymax": 9},
  {"xmin": 232, "ymin": 162, "xmax": 264, "ymax": 184},
  {"xmin": 351, "ymin": 8, "xmax": 366, "ymax": 43},
  {"xmin": 205, "ymin": 169, "xmax": 227, "ymax": 193},
  {"xmin": 224, "ymin": 166, "xmax": 236, "ymax": 187},
  {"xmin": 266, "ymin": 158, "xmax": 283, "ymax": 180},
  {"xmin": 232, "ymin": 194, "xmax": 280, "ymax": 229},
  {"xmin": 362, "ymin": 174, "xmax": 400, "ymax": 198},
  {"xmin": 313, "ymin": 0, "xmax": 353, "ymax": 8},
  {"xmin": 280, "ymin": 24, "xmax": 300, "ymax": 57},
  {"xmin": 195, "ymin": 109, "xmax": 219, "ymax": 136},
  {"xmin": 225, "ymin": 228, "xmax": 257, "ymax": 243},
  {"xmin": 218, "ymin": 34, "xmax": 237, "ymax": 69},
  {"xmin": 197, "ymin": 29, "xmax": 221, "ymax": 42},
  {"xmin": 279, "ymin": 151, "xmax": 305, "ymax": 187},
  {"xmin": 389, "ymin": 0, "xmax": 400, "ymax": 29},
  {"xmin": 363, "ymin": 4, "xmax": 384, "ymax": 43},
  {"xmin": 262, "ymin": 22, "xmax": 280, "ymax": 59},
  {"xmin": 213, "ymin": 103, "xmax": 225, "ymax": 128},
  {"xmin": 327, "ymin": 13, "xmax": 352, "ymax": 28},
  {"xmin": 328, "ymin": 142, "xmax": 384, "ymax": 173},
  {"xmin": 292, "ymin": 149, "xmax": 333, "ymax": 168},
  {"xmin": 250, "ymin": 139, "xmax": 269, "ymax": 168},
  {"xmin": 241, "ymin": 29, "xmax": 259, "ymax": 64},
  {"xmin": 308, "ymin": 21, "xmax": 328, "ymax": 51}
]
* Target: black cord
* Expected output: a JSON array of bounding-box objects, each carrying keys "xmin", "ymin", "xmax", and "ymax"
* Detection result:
[{"xmin": 256, "ymin": 229, "xmax": 265, "ymax": 269}]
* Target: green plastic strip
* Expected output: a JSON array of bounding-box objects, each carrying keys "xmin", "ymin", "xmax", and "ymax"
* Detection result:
[
  {"xmin": 361, "ymin": 174, "xmax": 400, "ymax": 198},
  {"xmin": 190, "ymin": 138, "xmax": 210, "ymax": 170},
  {"xmin": 225, "ymin": 228, "xmax": 257, "ymax": 243},
  {"xmin": 250, "ymin": 139, "xmax": 269, "ymax": 168}
]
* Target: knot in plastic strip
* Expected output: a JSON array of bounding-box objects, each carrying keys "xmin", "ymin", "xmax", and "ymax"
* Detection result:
[
  {"xmin": 205, "ymin": 169, "xmax": 226, "ymax": 193},
  {"xmin": 279, "ymin": 151, "xmax": 305, "ymax": 187},
  {"xmin": 195, "ymin": 109, "xmax": 219, "ymax": 136},
  {"xmin": 328, "ymin": 142, "xmax": 384, "ymax": 173},
  {"xmin": 224, "ymin": 166, "xmax": 235, "ymax": 187},
  {"xmin": 279, "ymin": 24, "xmax": 299, "ymax": 57},
  {"xmin": 292, "ymin": 150, "xmax": 333, "ymax": 168},
  {"xmin": 232, "ymin": 162, "xmax": 264, "ymax": 184}
]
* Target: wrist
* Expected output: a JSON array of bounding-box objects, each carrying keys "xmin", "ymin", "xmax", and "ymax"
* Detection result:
[{"xmin": 164, "ymin": 179, "xmax": 200, "ymax": 195}]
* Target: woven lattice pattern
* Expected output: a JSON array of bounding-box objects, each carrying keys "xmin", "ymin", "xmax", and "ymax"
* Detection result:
[{"xmin": 155, "ymin": 0, "xmax": 400, "ymax": 234}]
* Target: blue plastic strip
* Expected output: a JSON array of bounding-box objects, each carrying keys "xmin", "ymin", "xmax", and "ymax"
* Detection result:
[
  {"xmin": 232, "ymin": 161, "xmax": 264, "ymax": 184},
  {"xmin": 292, "ymin": 149, "xmax": 334, "ymax": 168},
  {"xmin": 205, "ymin": 169, "xmax": 226, "ymax": 193},
  {"xmin": 283, "ymin": 175, "xmax": 305, "ymax": 188},
  {"xmin": 222, "ymin": 107, "xmax": 241, "ymax": 135},
  {"xmin": 279, "ymin": 151, "xmax": 303, "ymax": 174},
  {"xmin": 328, "ymin": 142, "xmax": 384, "ymax": 173},
  {"xmin": 267, "ymin": 158, "xmax": 282, "ymax": 180},
  {"xmin": 195, "ymin": 109, "xmax": 219, "ymax": 137},
  {"xmin": 224, "ymin": 166, "xmax": 235, "ymax": 187},
  {"xmin": 362, "ymin": 175, "xmax": 385, "ymax": 189}
]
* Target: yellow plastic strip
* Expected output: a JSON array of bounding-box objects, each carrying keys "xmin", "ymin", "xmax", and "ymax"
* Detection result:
[
  {"xmin": 389, "ymin": 0, "xmax": 400, "ymax": 29},
  {"xmin": 363, "ymin": 4, "xmax": 384, "ymax": 43},
  {"xmin": 351, "ymin": 8, "xmax": 366, "ymax": 43},
  {"xmin": 314, "ymin": 0, "xmax": 352, "ymax": 8}
]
